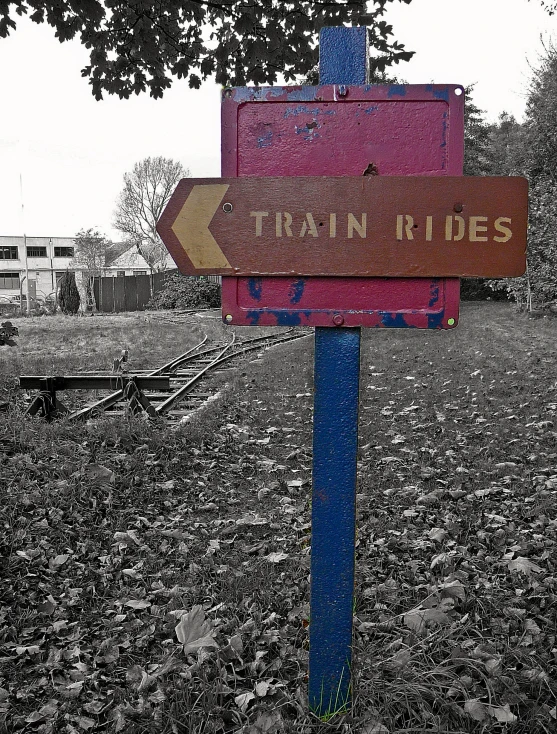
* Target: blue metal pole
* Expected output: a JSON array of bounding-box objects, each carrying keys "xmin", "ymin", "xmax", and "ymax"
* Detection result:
[{"xmin": 308, "ymin": 26, "xmax": 368, "ymax": 716}]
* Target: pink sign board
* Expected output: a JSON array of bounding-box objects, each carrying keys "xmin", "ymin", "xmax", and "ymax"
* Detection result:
[{"xmin": 221, "ymin": 83, "xmax": 464, "ymax": 328}]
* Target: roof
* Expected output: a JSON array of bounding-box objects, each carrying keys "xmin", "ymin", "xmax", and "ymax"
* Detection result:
[{"xmin": 105, "ymin": 242, "xmax": 136, "ymax": 266}]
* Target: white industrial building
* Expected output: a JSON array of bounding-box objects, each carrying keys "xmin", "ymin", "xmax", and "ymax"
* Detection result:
[{"xmin": 0, "ymin": 236, "xmax": 152, "ymax": 302}]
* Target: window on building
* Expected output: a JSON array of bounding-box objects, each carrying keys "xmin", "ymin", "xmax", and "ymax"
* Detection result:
[
  {"xmin": 117, "ymin": 270, "xmax": 126, "ymax": 277},
  {"xmin": 0, "ymin": 247, "xmax": 18, "ymax": 260},
  {"xmin": 0, "ymin": 272, "xmax": 20, "ymax": 289},
  {"xmin": 55, "ymin": 271, "xmax": 69, "ymax": 283},
  {"xmin": 26, "ymin": 246, "xmax": 47, "ymax": 257},
  {"xmin": 54, "ymin": 246, "xmax": 74, "ymax": 257},
  {"xmin": 135, "ymin": 271, "xmax": 147, "ymax": 275}
]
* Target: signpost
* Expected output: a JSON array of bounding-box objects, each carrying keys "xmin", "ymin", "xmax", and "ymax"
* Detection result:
[
  {"xmin": 158, "ymin": 175, "xmax": 527, "ymax": 278},
  {"xmin": 157, "ymin": 25, "xmax": 528, "ymax": 719}
]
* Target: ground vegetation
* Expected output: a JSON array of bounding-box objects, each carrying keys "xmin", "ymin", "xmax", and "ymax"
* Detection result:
[
  {"xmin": 147, "ymin": 274, "xmax": 221, "ymax": 310},
  {"xmin": 0, "ymin": 304, "xmax": 556, "ymax": 732}
]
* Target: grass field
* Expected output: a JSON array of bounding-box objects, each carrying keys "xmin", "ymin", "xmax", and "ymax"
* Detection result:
[{"xmin": 0, "ymin": 303, "xmax": 556, "ymax": 733}]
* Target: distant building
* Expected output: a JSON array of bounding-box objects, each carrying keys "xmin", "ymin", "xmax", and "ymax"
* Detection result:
[{"xmin": 0, "ymin": 236, "xmax": 153, "ymax": 301}]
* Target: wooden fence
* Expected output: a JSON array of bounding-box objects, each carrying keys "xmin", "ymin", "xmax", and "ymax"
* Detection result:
[
  {"xmin": 91, "ymin": 271, "xmax": 221, "ymax": 313},
  {"xmin": 92, "ymin": 270, "xmax": 171, "ymax": 313}
]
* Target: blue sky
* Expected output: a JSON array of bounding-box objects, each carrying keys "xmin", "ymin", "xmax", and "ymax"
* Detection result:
[{"xmin": 0, "ymin": 0, "xmax": 555, "ymax": 241}]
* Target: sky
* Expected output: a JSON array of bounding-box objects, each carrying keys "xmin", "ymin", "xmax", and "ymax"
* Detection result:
[{"xmin": 0, "ymin": 0, "xmax": 556, "ymax": 242}]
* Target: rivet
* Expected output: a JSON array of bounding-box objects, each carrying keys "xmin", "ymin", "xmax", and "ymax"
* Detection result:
[
  {"xmin": 223, "ymin": 202, "xmax": 233, "ymax": 213},
  {"xmin": 453, "ymin": 202, "xmax": 463, "ymax": 213},
  {"xmin": 447, "ymin": 318, "xmax": 455, "ymax": 326},
  {"xmin": 332, "ymin": 314, "xmax": 344, "ymax": 326},
  {"xmin": 225, "ymin": 314, "xmax": 233, "ymax": 323},
  {"xmin": 223, "ymin": 88, "xmax": 233, "ymax": 98},
  {"xmin": 338, "ymin": 85, "xmax": 348, "ymax": 97}
]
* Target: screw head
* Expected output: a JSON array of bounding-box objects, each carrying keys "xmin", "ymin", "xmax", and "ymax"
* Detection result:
[
  {"xmin": 453, "ymin": 202, "xmax": 463, "ymax": 213},
  {"xmin": 225, "ymin": 314, "xmax": 233, "ymax": 323},
  {"xmin": 223, "ymin": 202, "xmax": 233, "ymax": 213},
  {"xmin": 332, "ymin": 313, "xmax": 344, "ymax": 326},
  {"xmin": 223, "ymin": 88, "xmax": 233, "ymax": 98}
]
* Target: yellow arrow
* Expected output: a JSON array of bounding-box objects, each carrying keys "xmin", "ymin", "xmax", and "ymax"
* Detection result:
[{"xmin": 171, "ymin": 184, "xmax": 232, "ymax": 270}]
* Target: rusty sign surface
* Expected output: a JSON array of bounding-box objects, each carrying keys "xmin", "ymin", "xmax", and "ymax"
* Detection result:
[{"xmin": 157, "ymin": 175, "xmax": 527, "ymax": 278}]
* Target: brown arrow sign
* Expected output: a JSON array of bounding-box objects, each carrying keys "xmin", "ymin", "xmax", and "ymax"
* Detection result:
[{"xmin": 157, "ymin": 176, "xmax": 528, "ymax": 278}]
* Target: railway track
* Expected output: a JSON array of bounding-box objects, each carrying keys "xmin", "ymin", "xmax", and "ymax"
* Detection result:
[{"xmin": 21, "ymin": 329, "xmax": 310, "ymax": 425}]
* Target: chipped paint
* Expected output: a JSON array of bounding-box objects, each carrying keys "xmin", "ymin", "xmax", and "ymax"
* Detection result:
[
  {"xmin": 381, "ymin": 312, "xmax": 414, "ymax": 328},
  {"xmin": 433, "ymin": 87, "xmax": 450, "ymax": 102},
  {"xmin": 257, "ymin": 130, "xmax": 273, "ymax": 148},
  {"xmin": 247, "ymin": 277, "xmax": 262, "ymax": 301},
  {"xmin": 427, "ymin": 311, "xmax": 445, "ymax": 329},
  {"xmin": 388, "ymin": 84, "xmax": 406, "ymax": 97},
  {"xmin": 428, "ymin": 280, "xmax": 440, "ymax": 307},
  {"xmin": 288, "ymin": 279, "xmax": 306, "ymax": 304}
]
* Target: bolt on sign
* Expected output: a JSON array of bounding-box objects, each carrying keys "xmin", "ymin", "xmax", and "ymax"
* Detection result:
[{"xmin": 158, "ymin": 175, "xmax": 527, "ymax": 278}]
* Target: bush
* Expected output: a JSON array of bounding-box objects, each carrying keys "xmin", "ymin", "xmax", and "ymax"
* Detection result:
[
  {"xmin": 57, "ymin": 272, "xmax": 81, "ymax": 315},
  {"xmin": 460, "ymin": 278, "xmax": 508, "ymax": 301},
  {"xmin": 148, "ymin": 273, "xmax": 221, "ymax": 309}
]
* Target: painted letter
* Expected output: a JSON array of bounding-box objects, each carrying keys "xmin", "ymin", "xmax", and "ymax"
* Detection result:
[
  {"xmin": 250, "ymin": 211, "xmax": 268, "ymax": 236},
  {"xmin": 347, "ymin": 213, "xmax": 367, "ymax": 239},
  {"xmin": 426, "ymin": 216, "xmax": 433, "ymax": 241},
  {"xmin": 469, "ymin": 216, "xmax": 488, "ymax": 242},
  {"xmin": 445, "ymin": 215, "xmax": 465, "ymax": 241},
  {"xmin": 329, "ymin": 213, "xmax": 337, "ymax": 238},
  {"xmin": 300, "ymin": 213, "xmax": 319, "ymax": 238},
  {"xmin": 396, "ymin": 215, "xmax": 415, "ymax": 241},
  {"xmin": 276, "ymin": 212, "xmax": 293, "ymax": 237},
  {"xmin": 396, "ymin": 214, "xmax": 414, "ymax": 240},
  {"xmin": 494, "ymin": 217, "xmax": 512, "ymax": 243}
]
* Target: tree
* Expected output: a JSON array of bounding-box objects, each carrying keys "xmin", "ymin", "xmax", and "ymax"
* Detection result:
[
  {"xmin": 485, "ymin": 112, "xmax": 526, "ymax": 177},
  {"xmin": 72, "ymin": 228, "xmax": 113, "ymax": 312},
  {"xmin": 73, "ymin": 228, "xmax": 112, "ymax": 272},
  {"xmin": 533, "ymin": 1, "xmax": 557, "ymax": 14},
  {"xmin": 0, "ymin": 1, "xmax": 414, "ymax": 100},
  {"xmin": 57, "ymin": 271, "xmax": 81, "ymax": 315},
  {"xmin": 113, "ymin": 156, "xmax": 188, "ymax": 273},
  {"xmin": 490, "ymin": 42, "xmax": 557, "ymax": 309},
  {"xmin": 463, "ymin": 86, "xmax": 494, "ymax": 177}
]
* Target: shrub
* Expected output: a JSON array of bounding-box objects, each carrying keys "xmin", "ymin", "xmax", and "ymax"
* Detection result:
[
  {"xmin": 57, "ymin": 272, "xmax": 81, "ymax": 315},
  {"xmin": 148, "ymin": 273, "xmax": 221, "ymax": 309},
  {"xmin": 460, "ymin": 278, "xmax": 508, "ymax": 301}
]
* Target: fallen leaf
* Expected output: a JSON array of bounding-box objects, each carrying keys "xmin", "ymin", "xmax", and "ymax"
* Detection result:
[
  {"xmin": 360, "ymin": 722, "xmax": 389, "ymax": 734},
  {"xmin": 486, "ymin": 703, "xmax": 517, "ymax": 723},
  {"xmin": 125, "ymin": 600, "xmax": 151, "ymax": 610},
  {"xmin": 404, "ymin": 608, "xmax": 451, "ymax": 634},
  {"xmin": 265, "ymin": 552, "xmax": 289, "ymax": 563},
  {"xmin": 175, "ymin": 605, "xmax": 218, "ymax": 654},
  {"xmin": 507, "ymin": 557, "xmax": 543, "ymax": 575},
  {"xmin": 234, "ymin": 691, "xmax": 255, "ymax": 713},
  {"xmin": 84, "ymin": 464, "xmax": 115, "ymax": 485},
  {"xmin": 464, "ymin": 699, "xmax": 487, "ymax": 722}
]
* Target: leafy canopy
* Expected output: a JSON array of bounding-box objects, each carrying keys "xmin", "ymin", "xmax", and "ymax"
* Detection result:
[
  {"xmin": 0, "ymin": 1, "xmax": 414, "ymax": 99},
  {"xmin": 73, "ymin": 228, "xmax": 113, "ymax": 273}
]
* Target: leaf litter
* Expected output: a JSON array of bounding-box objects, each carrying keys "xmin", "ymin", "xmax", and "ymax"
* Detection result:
[{"xmin": 0, "ymin": 303, "xmax": 556, "ymax": 732}]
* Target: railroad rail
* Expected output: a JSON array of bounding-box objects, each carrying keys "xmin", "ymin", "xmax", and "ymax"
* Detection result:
[{"xmin": 20, "ymin": 329, "xmax": 309, "ymax": 423}]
